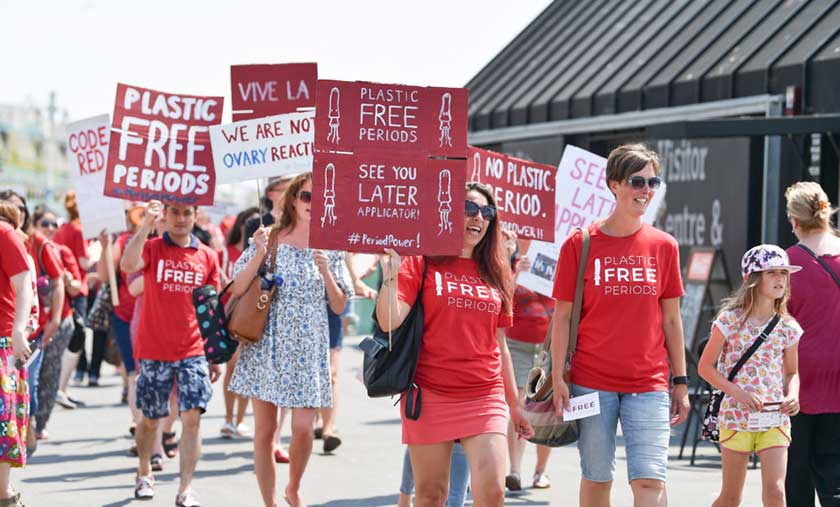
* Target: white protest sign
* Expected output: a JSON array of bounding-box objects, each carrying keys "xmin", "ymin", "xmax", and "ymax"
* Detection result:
[
  {"xmin": 562, "ymin": 392, "xmax": 601, "ymax": 421},
  {"xmin": 210, "ymin": 111, "xmax": 314, "ymax": 186},
  {"xmin": 517, "ymin": 145, "xmax": 666, "ymax": 297},
  {"xmin": 66, "ymin": 114, "xmax": 127, "ymax": 239}
]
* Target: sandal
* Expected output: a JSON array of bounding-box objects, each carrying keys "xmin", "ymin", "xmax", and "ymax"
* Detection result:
[
  {"xmin": 151, "ymin": 453, "xmax": 164, "ymax": 472},
  {"xmin": 162, "ymin": 431, "xmax": 179, "ymax": 458},
  {"xmin": 0, "ymin": 491, "xmax": 24, "ymax": 506}
]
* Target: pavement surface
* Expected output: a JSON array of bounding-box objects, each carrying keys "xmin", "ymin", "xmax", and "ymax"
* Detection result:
[{"xmin": 21, "ymin": 336, "xmax": 769, "ymax": 506}]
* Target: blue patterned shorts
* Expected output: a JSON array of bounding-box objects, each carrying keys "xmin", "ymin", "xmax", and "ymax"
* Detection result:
[{"xmin": 136, "ymin": 356, "xmax": 212, "ymax": 419}]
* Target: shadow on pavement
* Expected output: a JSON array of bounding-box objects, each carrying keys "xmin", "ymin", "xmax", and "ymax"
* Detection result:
[{"xmin": 310, "ymin": 494, "xmax": 399, "ymax": 506}]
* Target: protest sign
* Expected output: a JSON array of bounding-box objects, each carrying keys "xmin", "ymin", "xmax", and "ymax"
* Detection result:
[
  {"xmin": 66, "ymin": 114, "xmax": 126, "ymax": 239},
  {"xmin": 104, "ymin": 83, "xmax": 223, "ymax": 206},
  {"xmin": 517, "ymin": 145, "xmax": 666, "ymax": 297},
  {"xmin": 314, "ymin": 80, "xmax": 468, "ymax": 157},
  {"xmin": 467, "ymin": 146, "xmax": 556, "ymax": 242},
  {"xmin": 230, "ymin": 63, "xmax": 317, "ymax": 121},
  {"xmin": 310, "ymin": 152, "xmax": 465, "ymax": 255},
  {"xmin": 209, "ymin": 111, "xmax": 314, "ymax": 186}
]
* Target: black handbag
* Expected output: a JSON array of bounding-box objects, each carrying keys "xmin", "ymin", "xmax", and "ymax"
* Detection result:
[
  {"xmin": 192, "ymin": 284, "xmax": 239, "ymax": 364},
  {"xmin": 359, "ymin": 259, "xmax": 426, "ymax": 421},
  {"xmin": 701, "ymin": 314, "xmax": 780, "ymax": 442},
  {"xmin": 67, "ymin": 309, "xmax": 86, "ymax": 353},
  {"xmin": 86, "ymin": 283, "xmax": 113, "ymax": 332}
]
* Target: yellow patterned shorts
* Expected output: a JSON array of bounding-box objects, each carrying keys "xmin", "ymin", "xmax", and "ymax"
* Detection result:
[{"xmin": 719, "ymin": 427, "xmax": 791, "ymax": 453}]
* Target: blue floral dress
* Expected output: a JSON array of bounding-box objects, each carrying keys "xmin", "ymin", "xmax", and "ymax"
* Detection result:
[{"xmin": 229, "ymin": 243, "xmax": 352, "ymax": 407}]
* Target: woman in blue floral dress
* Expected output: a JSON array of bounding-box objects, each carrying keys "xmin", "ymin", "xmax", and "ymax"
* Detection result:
[{"xmin": 228, "ymin": 172, "xmax": 351, "ymax": 507}]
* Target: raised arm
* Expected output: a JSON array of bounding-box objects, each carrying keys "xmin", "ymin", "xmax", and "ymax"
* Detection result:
[{"xmin": 120, "ymin": 201, "xmax": 161, "ymax": 274}]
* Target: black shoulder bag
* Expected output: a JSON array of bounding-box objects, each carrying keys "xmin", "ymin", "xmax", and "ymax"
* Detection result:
[
  {"xmin": 701, "ymin": 314, "xmax": 780, "ymax": 442},
  {"xmin": 797, "ymin": 243, "xmax": 840, "ymax": 289},
  {"xmin": 359, "ymin": 258, "xmax": 426, "ymax": 420}
]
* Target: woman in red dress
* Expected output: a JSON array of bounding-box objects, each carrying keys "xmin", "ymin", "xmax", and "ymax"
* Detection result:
[{"xmin": 376, "ymin": 182, "xmax": 533, "ymax": 506}]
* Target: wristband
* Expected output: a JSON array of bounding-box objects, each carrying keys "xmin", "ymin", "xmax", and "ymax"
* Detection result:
[{"xmin": 672, "ymin": 375, "xmax": 689, "ymax": 386}]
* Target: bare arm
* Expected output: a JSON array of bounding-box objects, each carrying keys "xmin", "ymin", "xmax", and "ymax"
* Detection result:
[
  {"xmin": 128, "ymin": 276, "xmax": 144, "ymax": 297},
  {"xmin": 499, "ymin": 327, "xmax": 535, "ymax": 439},
  {"xmin": 229, "ymin": 226, "xmax": 268, "ymax": 299},
  {"xmin": 661, "ymin": 297, "xmax": 690, "ymax": 425},
  {"xmin": 315, "ymin": 251, "xmax": 347, "ymax": 314},
  {"xmin": 120, "ymin": 201, "xmax": 161, "ymax": 274},
  {"xmin": 373, "ymin": 249, "xmax": 411, "ymax": 331},
  {"xmin": 780, "ymin": 343, "xmax": 800, "ymax": 415},
  {"xmin": 10, "ymin": 270, "xmax": 34, "ymax": 360},
  {"xmin": 550, "ymin": 300, "xmax": 573, "ymax": 414}
]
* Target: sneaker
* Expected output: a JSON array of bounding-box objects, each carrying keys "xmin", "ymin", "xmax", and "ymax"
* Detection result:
[
  {"xmin": 505, "ymin": 473, "xmax": 522, "ymax": 491},
  {"xmin": 235, "ymin": 422, "xmax": 252, "ymax": 438},
  {"xmin": 219, "ymin": 422, "xmax": 236, "ymax": 439},
  {"xmin": 175, "ymin": 488, "xmax": 201, "ymax": 507},
  {"xmin": 55, "ymin": 391, "xmax": 77, "ymax": 409},
  {"xmin": 134, "ymin": 475, "xmax": 154, "ymax": 499},
  {"xmin": 274, "ymin": 447, "xmax": 290, "ymax": 464},
  {"xmin": 151, "ymin": 453, "xmax": 164, "ymax": 472},
  {"xmin": 533, "ymin": 471, "xmax": 551, "ymax": 489},
  {"xmin": 67, "ymin": 395, "xmax": 86, "ymax": 407}
]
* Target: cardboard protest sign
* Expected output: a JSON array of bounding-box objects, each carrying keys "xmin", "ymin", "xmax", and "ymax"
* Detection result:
[
  {"xmin": 104, "ymin": 83, "xmax": 223, "ymax": 206},
  {"xmin": 209, "ymin": 111, "xmax": 314, "ymax": 186},
  {"xmin": 467, "ymin": 146, "xmax": 556, "ymax": 242},
  {"xmin": 230, "ymin": 63, "xmax": 317, "ymax": 121},
  {"xmin": 66, "ymin": 114, "xmax": 126, "ymax": 239},
  {"xmin": 517, "ymin": 145, "xmax": 666, "ymax": 297},
  {"xmin": 314, "ymin": 80, "xmax": 468, "ymax": 157},
  {"xmin": 310, "ymin": 152, "xmax": 465, "ymax": 255}
]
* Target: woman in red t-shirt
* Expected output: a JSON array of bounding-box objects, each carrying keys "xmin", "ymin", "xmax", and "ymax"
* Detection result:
[
  {"xmin": 376, "ymin": 182, "xmax": 533, "ymax": 506},
  {"xmin": 217, "ymin": 206, "xmax": 258, "ymax": 441},
  {"xmin": 783, "ymin": 181, "xmax": 840, "ymax": 505},
  {"xmin": 550, "ymin": 144, "xmax": 688, "ymax": 506}
]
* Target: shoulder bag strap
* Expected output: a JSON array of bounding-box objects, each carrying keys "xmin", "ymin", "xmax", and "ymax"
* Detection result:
[
  {"xmin": 418, "ymin": 257, "xmax": 427, "ymax": 296},
  {"xmin": 263, "ymin": 229, "xmax": 280, "ymax": 277},
  {"xmin": 725, "ymin": 314, "xmax": 781, "ymax": 382},
  {"xmin": 542, "ymin": 226, "xmax": 590, "ymax": 354},
  {"xmin": 797, "ymin": 243, "xmax": 840, "ymax": 289}
]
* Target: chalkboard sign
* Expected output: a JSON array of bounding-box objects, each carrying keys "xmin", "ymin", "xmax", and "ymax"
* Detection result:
[{"xmin": 681, "ymin": 282, "xmax": 706, "ymax": 349}]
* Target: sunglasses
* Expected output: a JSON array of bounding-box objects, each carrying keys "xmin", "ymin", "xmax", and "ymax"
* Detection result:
[
  {"xmin": 464, "ymin": 200, "xmax": 497, "ymax": 221},
  {"xmin": 626, "ymin": 176, "xmax": 662, "ymax": 190},
  {"xmin": 297, "ymin": 191, "xmax": 312, "ymax": 203},
  {"xmin": 39, "ymin": 220, "xmax": 58, "ymax": 228}
]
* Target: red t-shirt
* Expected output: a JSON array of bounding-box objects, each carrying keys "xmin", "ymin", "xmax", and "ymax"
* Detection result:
[
  {"xmin": 398, "ymin": 256, "xmax": 513, "ymax": 399},
  {"xmin": 53, "ymin": 221, "xmax": 89, "ymax": 297},
  {"xmin": 113, "ymin": 232, "xmax": 138, "ymax": 323},
  {"xmin": 27, "ymin": 231, "xmax": 71, "ymax": 336},
  {"xmin": 57, "ymin": 243, "xmax": 83, "ymax": 294},
  {"xmin": 135, "ymin": 233, "xmax": 220, "ymax": 362},
  {"xmin": 507, "ymin": 285, "xmax": 555, "ymax": 344},
  {"xmin": 552, "ymin": 223, "xmax": 684, "ymax": 393},
  {"xmin": 218, "ymin": 244, "xmax": 243, "ymax": 282},
  {"xmin": 786, "ymin": 245, "xmax": 840, "ymax": 414},
  {"xmin": 0, "ymin": 222, "xmax": 30, "ymax": 337}
]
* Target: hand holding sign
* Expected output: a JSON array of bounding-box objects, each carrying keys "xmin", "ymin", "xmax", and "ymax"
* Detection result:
[
  {"xmin": 142, "ymin": 201, "xmax": 163, "ymax": 230},
  {"xmin": 380, "ymin": 248, "xmax": 402, "ymax": 283},
  {"xmin": 253, "ymin": 226, "xmax": 271, "ymax": 257},
  {"xmin": 313, "ymin": 250, "xmax": 330, "ymax": 276}
]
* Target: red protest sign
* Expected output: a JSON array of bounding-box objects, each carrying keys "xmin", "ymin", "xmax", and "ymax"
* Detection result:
[
  {"xmin": 310, "ymin": 152, "xmax": 465, "ymax": 255},
  {"xmin": 314, "ymin": 80, "xmax": 468, "ymax": 157},
  {"xmin": 468, "ymin": 147, "xmax": 556, "ymax": 242},
  {"xmin": 230, "ymin": 63, "xmax": 317, "ymax": 121},
  {"xmin": 104, "ymin": 83, "xmax": 223, "ymax": 206}
]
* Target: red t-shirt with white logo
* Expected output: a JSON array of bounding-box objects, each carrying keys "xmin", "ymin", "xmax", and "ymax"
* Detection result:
[
  {"xmin": 135, "ymin": 234, "xmax": 220, "ymax": 362},
  {"xmin": 507, "ymin": 285, "xmax": 555, "ymax": 344},
  {"xmin": 0, "ymin": 222, "xmax": 30, "ymax": 337},
  {"xmin": 398, "ymin": 256, "xmax": 513, "ymax": 399},
  {"xmin": 552, "ymin": 223, "xmax": 684, "ymax": 393}
]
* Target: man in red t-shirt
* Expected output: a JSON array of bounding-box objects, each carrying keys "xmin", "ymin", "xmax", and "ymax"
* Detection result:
[{"xmin": 120, "ymin": 200, "xmax": 220, "ymax": 505}]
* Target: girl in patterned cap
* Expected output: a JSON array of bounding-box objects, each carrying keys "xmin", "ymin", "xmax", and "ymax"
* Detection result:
[{"xmin": 698, "ymin": 244, "xmax": 803, "ymax": 507}]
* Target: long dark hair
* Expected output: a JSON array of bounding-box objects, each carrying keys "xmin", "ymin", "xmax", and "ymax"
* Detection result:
[
  {"xmin": 227, "ymin": 206, "xmax": 259, "ymax": 246},
  {"xmin": 273, "ymin": 173, "xmax": 312, "ymax": 235},
  {"xmin": 431, "ymin": 182, "xmax": 514, "ymax": 315}
]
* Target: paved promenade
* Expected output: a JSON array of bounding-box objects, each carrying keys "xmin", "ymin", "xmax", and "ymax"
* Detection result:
[{"xmin": 22, "ymin": 336, "xmax": 766, "ymax": 506}]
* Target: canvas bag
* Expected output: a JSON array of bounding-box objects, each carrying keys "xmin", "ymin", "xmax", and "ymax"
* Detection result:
[{"xmin": 522, "ymin": 226, "xmax": 589, "ymax": 447}]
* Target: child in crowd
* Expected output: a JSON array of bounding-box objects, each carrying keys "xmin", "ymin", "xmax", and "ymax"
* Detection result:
[{"xmin": 698, "ymin": 245, "xmax": 803, "ymax": 507}]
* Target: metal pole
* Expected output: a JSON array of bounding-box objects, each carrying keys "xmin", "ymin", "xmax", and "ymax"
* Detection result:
[{"xmin": 762, "ymin": 97, "xmax": 783, "ymax": 244}]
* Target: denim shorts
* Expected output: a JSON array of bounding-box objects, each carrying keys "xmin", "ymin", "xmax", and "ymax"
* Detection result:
[
  {"xmin": 572, "ymin": 383, "xmax": 670, "ymax": 483},
  {"xmin": 136, "ymin": 356, "xmax": 212, "ymax": 419}
]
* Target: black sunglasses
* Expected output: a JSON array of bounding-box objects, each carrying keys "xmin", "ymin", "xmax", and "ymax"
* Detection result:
[
  {"xmin": 464, "ymin": 200, "xmax": 497, "ymax": 221},
  {"xmin": 39, "ymin": 220, "xmax": 58, "ymax": 228},
  {"xmin": 626, "ymin": 176, "xmax": 662, "ymax": 190},
  {"xmin": 297, "ymin": 191, "xmax": 312, "ymax": 203}
]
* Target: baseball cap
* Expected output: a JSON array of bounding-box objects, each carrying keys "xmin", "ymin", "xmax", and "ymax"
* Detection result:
[{"xmin": 741, "ymin": 244, "xmax": 802, "ymax": 277}]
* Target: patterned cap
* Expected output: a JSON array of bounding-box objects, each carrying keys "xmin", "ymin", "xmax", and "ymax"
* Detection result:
[{"xmin": 741, "ymin": 244, "xmax": 802, "ymax": 277}]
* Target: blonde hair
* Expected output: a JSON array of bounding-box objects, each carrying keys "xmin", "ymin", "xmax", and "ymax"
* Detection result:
[
  {"xmin": 64, "ymin": 190, "xmax": 80, "ymax": 222},
  {"xmin": 717, "ymin": 271, "xmax": 791, "ymax": 327},
  {"xmin": 785, "ymin": 181, "xmax": 837, "ymax": 233},
  {"xmin": 606, "ymin": 143, "xmax": 661, "ymax": 191}
]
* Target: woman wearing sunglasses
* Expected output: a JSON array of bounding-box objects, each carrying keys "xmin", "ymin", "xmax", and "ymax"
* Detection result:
[
  {"xmin": 228, "ymin": 172, "xmax": 352, "ymax": 507},
  {"xmin": 377, "ymin": 182, "xmax": 533, "ymax": 506},
  {"xmin": 550, "ymin": 144, "xmax": 689, "ymax": 507}
]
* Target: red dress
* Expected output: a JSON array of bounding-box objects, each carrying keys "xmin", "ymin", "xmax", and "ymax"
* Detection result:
[{"xmin": 396, "ymin": 256, "xmax": 513, "ymax": 445}]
